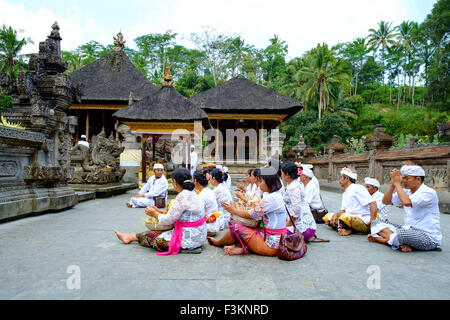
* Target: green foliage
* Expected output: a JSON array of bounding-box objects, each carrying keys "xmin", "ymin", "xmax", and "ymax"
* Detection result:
[
  {"xmin": 345, "ymin": 136, "xmax": 368, "ymax": 154},
  {"xmin": 0, "ymin": 24, "xmax": 31, "ymax": 81},
  {"xmin": 0, "ymin": 93, "xmax": 12, "ymax": 109},
  {"xmin": 352, "ymin": 103, "xmax": 449, "ymax": 139},
  {"xmin": 280, "ymin": 110, "xmax": 353, "ymax": 154}
]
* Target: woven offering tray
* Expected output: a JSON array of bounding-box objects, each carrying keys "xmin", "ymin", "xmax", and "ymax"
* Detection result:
[
  {"xmin": 142, "ymin": 218, "xmax": 173, "ymax": 231},
  {"xmin": 231, "ymin": 214, "xmax": 260, "ymax": 228}
]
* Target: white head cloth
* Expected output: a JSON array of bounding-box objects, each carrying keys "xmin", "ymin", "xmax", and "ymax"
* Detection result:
[
  {"xmin": 216, "ymin": 164, "xmax": 223, "ymax": 170},
  {"xmin": 340, "ymin": 167, "xmax": 357, "ymax": 180},
  {"xmin": 223, "ymin": 166, "xmax": 229, "ymax": 173},
  {"xmin": 400, "ymin": 165, "xmax": 425, "ymax": 177},
  {"xmin": 303, "ymin": 164, "xmax": 313, "ymax": 170},
  {"xmin": 364, "ymin": 177, "xmax": 380, "ymax": 188},
  {"xmin": 153, "ymin": 163, "xmax": 164, "ymax": 170},
  {"xmin": 81, "ymin": 135, "xmax": 86, "ymax": 139},
  {"xmin": 302, "ymin": 167, "xmax": 314, "ymax": 179},
  {"xmin": 190, "ymin": 145, "xmax": 195, "ymax": 150}
]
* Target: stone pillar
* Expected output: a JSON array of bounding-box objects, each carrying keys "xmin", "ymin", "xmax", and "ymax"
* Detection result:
[
  {"xmin": 364, "ymin": 124, "xmax": 393, "ymax": 182},
  {"xmin": 325, "ymin": 135, "xmax": 345, "ymax": 182}
]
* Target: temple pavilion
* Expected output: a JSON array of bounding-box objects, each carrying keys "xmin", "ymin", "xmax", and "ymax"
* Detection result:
[
  {"xmin": 113, "ymin": 63, "xmax": 209, "ymax": 182},
  {"xmin": 68, "ymin": 32, "xmax": 159, "ymax": 141},
  {"xmin": 189, "ymin": 75, "xmax": 303, "ymax": 162}
]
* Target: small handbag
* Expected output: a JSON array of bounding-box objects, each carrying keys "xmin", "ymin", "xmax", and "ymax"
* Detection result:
[
  {"xmin": 276, "ymin": 206, "xmax": 307, "ymax": 261},
  {"xmin": 154, "ymin": 196, "xmax": 166, "ymax": 209},
  {"xmin": 311, "ymin": 208, "xmax": 328, "ymax": 224}
]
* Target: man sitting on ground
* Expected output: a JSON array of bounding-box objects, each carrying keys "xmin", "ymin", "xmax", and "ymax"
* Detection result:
[
  {"xmin": 368, "ymin": 165, "xmax": 442, "ymax": 252},
  {"xmin": 323, "ymin": 168, "xmax": 377, "ymax": 236},
  {"xmin": 364, "ymin": 177, "xmax": 389, "ymax": 221},
  {"xmin": 300, "ymin": 167, "xmax": 323, "ymax": 211},
  {"xmin": 126, "ymin": 163, "xmax": 168, "ymax": 208}
]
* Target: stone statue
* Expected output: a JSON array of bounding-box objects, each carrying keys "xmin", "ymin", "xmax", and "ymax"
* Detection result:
[{"xmin": 69, "ymin": 128, "xmax": 125, "ymax": 184}]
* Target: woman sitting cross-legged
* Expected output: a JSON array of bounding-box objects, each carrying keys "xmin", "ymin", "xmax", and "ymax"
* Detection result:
[
  {"xmin": 114, "ymin": 168, "xmax": 207, "ymax": 255},
  {"xmin": 207, "ymin": 167, "xmax": 287, "ymax": 256}
]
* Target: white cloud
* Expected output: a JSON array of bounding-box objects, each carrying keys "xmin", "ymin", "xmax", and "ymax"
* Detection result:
[
  {"xmin": 1, "ymin": 0, "xmax": 432, "ymax": 58},
  {"xmin": 0, "ymin": 0, "xmax": 97, "ymax": 54}
]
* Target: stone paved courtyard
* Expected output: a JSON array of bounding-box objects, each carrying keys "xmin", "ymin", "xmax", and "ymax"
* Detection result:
[{"xmin": 0, "ymin": 188, "xmax": 448, "ymax": 300}]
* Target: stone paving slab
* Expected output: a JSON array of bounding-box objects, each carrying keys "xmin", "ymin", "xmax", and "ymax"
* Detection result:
[{"xmin": 0, "ymin": 188, "xmax": 448, "ymax": 300}]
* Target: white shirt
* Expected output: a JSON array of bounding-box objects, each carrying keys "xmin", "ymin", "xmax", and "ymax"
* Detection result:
[
  {"xmin": 225, "ymin": 174, "xmax": 232, "ymax": 191},
  {"xmin": 198, "ymin": 187, "xmax": 219, "ymax": 216},
  {"xmin": 303, "ymin": 179, "xmax": 323, "ymax": 210},
  {"xmin": 284, "ymin": 179, "xmax": 316, "ymax": 233},
  {"xmin": 341, "ymin": 183, "xmax": 374, "ymax": 224},
  {"xmin": 190, "ymin": 151, "xmax": 197, "ymax": 167},
  {"xmin": 77, "ymin": 140, "xmax": 89, "ymax": 148},
  {"xmin": 312, "ymin": 176, "xmax": 320, "ymax": 189},
  {"xmin": 392, "ymin": 183, "xmax": 442, "ymax": 245},
  {"xmin": 245, "ymin": 183, "xmax": 258, "ymax": 199},
  {"xmin": 138, "ymin": 175, "xmax": 168, "ymax": 199},
  {"xmin": 248, "ymin": 186, "xmax": 263, "ymax": 203},
  {"xmin": 371, "ymin": 190, "xmax": 390, "ymax": 220}
]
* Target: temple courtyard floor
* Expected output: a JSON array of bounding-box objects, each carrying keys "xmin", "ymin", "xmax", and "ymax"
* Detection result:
[{"xmin": 0, "ymin": 188, "xmax": 449, "ymax": 300}]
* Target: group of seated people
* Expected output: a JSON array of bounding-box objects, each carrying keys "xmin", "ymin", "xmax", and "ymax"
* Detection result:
[{"xmin": 114, "ymin": 161, "xmax": 442, "ymax": 256}]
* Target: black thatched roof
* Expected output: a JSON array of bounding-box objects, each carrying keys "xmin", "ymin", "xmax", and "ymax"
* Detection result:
[
  {"xmin": 113, "ymin": 86, "xmax": 209, "ymax": 125},
  {"xmin": 69, "ymin": 50, "xmax": 159, "ymax": 102},
  {"xmin": 189, "ymin": 75, "xmax": 303, "ymax": 114}
]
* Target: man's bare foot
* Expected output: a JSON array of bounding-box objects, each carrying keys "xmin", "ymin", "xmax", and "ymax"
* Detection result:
[
  {"xmin": 224, "ymin": 245, "xmax": 244, "ymax": 256},
  {"xmin": 367, "ymin": 234, "xmax": 388, "ymax": 244},
  {"xmin": 126, "ymin": 202, "xmax": 132, "ymax": 208},
  {"xmin": 338, "ymin": 228, "xmax": 352, "ymax": 236},
  {"xmin": 400, "ymin": 244, "xmax": 412, "ymax": 252},
  {"xmin": 114, "ymin": 230, "xmax": 134, "ymax": 244}
]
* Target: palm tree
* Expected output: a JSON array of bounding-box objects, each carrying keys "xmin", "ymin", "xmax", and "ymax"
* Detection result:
[
  {"xmin": 296, "ymin": 43, "xmax": 351, "ymax": 121},
  {"xmin": 0, "ymin": 25, "xmax": 32, "ymax": 81},
  {"xmin": 367, "ymin": 21, "xmax": 399, "ymax": 83}
]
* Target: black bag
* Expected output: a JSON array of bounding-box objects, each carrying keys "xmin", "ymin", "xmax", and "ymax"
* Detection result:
[{"xmin": 311, "ymin": 208, "xmax": 328, "ymax": 224}]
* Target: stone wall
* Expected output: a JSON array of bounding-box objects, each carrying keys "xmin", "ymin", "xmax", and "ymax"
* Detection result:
[{"xmin": 289, "ymin": 124, "xmax": 450, "ymax": 213}]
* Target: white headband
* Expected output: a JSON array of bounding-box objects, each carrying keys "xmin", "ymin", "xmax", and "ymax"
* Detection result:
[
  {"xmin": 364, "ymin": 177, "xmax": 380, "ymax": 188},
  {"xmin": 301, "ymin": 167, "xmax": 314, "ymax": 179},
  {"xmin": 400, "ymin": 165, "xmax": 425, "ymax": 177},
  {"xmin": 341, "ymin": 168, "xmax": 357, "ymax": 180},
  {"xmin": 153, "ymin": 164, "xmax": 164, "ymax": 170}
]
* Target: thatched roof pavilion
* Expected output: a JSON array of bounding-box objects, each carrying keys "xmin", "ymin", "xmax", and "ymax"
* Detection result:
[
  {"xmin": 113, "ymin": 63, "xmax": 210, "ymax": 182},
  {"xmin": 68, "ymin": 32, "xmax": 159, "ymax": 141},
  {"xmin": 189, "ymin": 75, "xmax": 303, "ymax": 161}
]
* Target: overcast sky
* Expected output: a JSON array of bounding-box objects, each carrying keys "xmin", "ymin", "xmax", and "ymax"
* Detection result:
[{"xmin": 0, "ymin": 0, "xmax": 438, "ymax": 59}]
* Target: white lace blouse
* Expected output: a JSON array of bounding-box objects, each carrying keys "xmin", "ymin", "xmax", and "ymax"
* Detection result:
[
  {"xmin": 284, "ymin": 178, "xmax": 317, "ymax": 233},
  {"xmin": 157, "ymin": 190, "xmax": 207, "ymax": 249}
]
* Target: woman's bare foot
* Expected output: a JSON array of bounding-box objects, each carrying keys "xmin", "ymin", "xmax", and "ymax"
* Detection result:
[
  {"xmin": 367, "ymin": 234, "xmax": 388, "ymax": 244},
  {"xmin": 224, "ymin": 245, "xmax": 244, "ymax": 256},
  {"xmin": 338, "ymin": 228, "xmax": 352, "ymax": 236},
  {"xmin": 114, "ymin": 230, "xmax": 135, "ymax": 244},
  {"xmin": 400, "ymin": 244, "xmax": 413, "ymax": 252},
  {"xmin": 126, "ymin": 202, "xmax": 132, "ymax": 208},
  {"xmin": 207, "ymin": 236, "xmax": 220, "ymax": 246}
]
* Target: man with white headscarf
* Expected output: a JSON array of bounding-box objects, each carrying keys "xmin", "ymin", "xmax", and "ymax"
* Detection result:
[
  {"xmin": 189, "ymin": 145, "xmax": 198, "ymax": 178},
  {"xmin": 126, "ymin": 163, "xmax": 168, "ymax": 208},
  {"xmin": 77, "ymin": 134, "xmax": 89, "ymax": 148},
  {"xmin": 368, "ymin": 165, "xmax": 442, "ymax": 252},
  {"xmin": 364, "ymin": 177, "xmax": 389, "ymax": 220},
  {"xmin": 300, "ymin": 167, "xmax": 323, "ymax": 210},
  {"xmin": 323, "ymin": 167, "xmax": 377, "ymax": 236}
]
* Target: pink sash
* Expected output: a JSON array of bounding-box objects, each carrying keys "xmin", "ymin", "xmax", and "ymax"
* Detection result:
[
  {"xmin": 157, "ymin": 216, "xmax": 206, "ymax": 256},
  {"xmin": 258, "ymin": 227, "xmax": 287, "ymax": 236}
]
